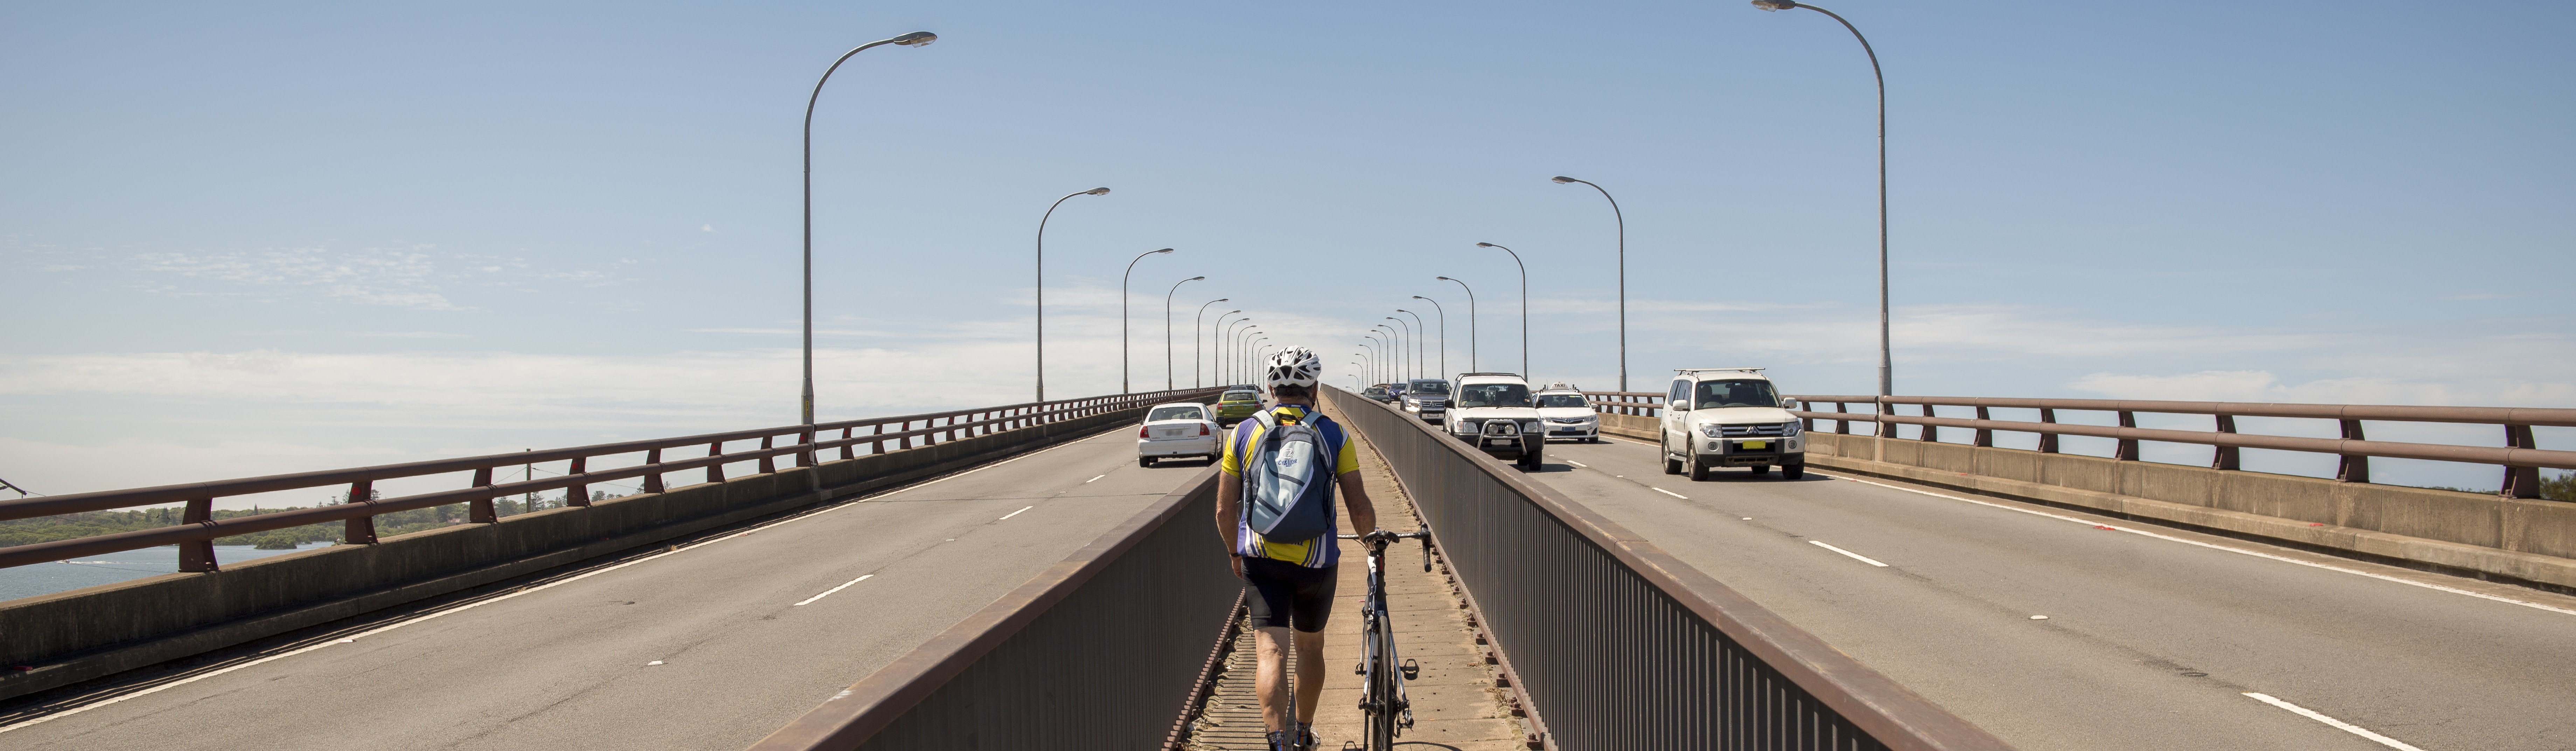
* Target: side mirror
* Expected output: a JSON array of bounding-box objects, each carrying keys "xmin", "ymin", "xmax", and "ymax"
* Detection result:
[
  {"xmin": 1780, "ymin": 399, "xmax": 1801, "ymax": 411},
  {"xmin": 1669, "ymin": 399, "xmax": 1689, "ymax": 412}
]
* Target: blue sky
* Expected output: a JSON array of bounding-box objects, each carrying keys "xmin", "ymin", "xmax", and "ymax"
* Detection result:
[{"xmin": 4, "ymin": 0, "xmax": 2570, "ymax": 501}]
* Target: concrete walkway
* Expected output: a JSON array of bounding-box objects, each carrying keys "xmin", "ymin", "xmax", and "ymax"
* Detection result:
[{"xmin": 1184, "ymin": 403, "xmax": 1528, "ymax": 750}]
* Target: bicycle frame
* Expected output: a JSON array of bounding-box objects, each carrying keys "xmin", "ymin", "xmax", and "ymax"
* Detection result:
[{"xmin": 1340, "ymin": 530, "xmax": 1431, "ymax": 751}]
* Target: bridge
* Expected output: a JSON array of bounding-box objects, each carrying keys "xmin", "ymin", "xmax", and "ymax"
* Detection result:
[{"xmin": 2, "ymin": 383, "xmax": 2572, "ymax": 751}]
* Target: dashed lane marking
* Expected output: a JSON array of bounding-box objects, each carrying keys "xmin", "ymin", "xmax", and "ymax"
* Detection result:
[
  {"xmin": 2241, "ymin": 693, "xmax": 2426, "ymax": 751},
  {"xmin": 1651, "ymin": 487, "xmax": 1689, "ymax": 500},
  {"xmin": 1086, "ymin": 474, "xmax": 1105, "ymax": 483},
  {"xmin": 1564, "ymin": 460, "xmax": 1589, "ymax": 468},
  {"xmin": 1810, "ymin": 540, "xmax": 1889, "ymax": 567},
  {"xmin": 793, "ymin": 574, "xmax": 874, "ymax": 606},
  {"xmin": 998, "ymin": 505, "xmax": 1034, "ymax": 521}
]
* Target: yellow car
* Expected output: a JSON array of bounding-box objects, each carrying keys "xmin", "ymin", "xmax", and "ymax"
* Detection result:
[{"xmin": 1213, "ymin": 389, "xmax": 1263, "ymax": 426}]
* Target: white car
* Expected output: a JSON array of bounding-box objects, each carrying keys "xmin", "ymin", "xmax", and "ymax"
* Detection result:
[
  {"xmin": 1443, "ymin": 372, "xmax": 1545, "ymax": 470},
  {"xmin": 1658, "ymin": 368, "xmax": 1804, "ymax": 481},
  {"xmin": 1137, "ymin": 402, "xmax": 1219, "ymax": 467},
  {"xmin": 1533, "ymin": 383, "xmax": 1600, "ymax": 443}
]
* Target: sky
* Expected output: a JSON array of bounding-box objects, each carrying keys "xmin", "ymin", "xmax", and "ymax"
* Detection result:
[{"xmin": 4, "ymin": 0, "xmax": 2571, "ymax": 504}]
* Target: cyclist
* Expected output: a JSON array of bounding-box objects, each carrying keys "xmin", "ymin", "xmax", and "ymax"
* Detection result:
[{"xmin": 1216, "ymin": 346, "xmax": 1379, "ymax": 751}]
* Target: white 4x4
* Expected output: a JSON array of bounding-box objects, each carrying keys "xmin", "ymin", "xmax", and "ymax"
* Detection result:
[
  {"xmin": 1660, "ymin": 368, "xmax": 1804, "ymax": 481},
  {"xmin": 1443, "ymin": 372, "xmax": 1545, "ymax": 470}
]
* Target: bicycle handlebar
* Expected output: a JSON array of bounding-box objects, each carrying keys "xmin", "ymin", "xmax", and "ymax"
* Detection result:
[{"xmin": 1337, "ymin": 529, "xmax": 1435, "ymax": 571}]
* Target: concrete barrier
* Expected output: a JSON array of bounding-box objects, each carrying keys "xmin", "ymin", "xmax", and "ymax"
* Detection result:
[
  {"xmin": 1593, "ymin": 414, "xmax": 2576, "ymax": 590},
  {"xmin": 0, "ymin": 405, "xmax": 1154, "ymax": 702}
]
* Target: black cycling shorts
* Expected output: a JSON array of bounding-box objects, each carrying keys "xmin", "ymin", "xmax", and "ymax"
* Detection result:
[{"xmin": 1242, "ymin": 557, "xmax": 1338, "ymax": 633}]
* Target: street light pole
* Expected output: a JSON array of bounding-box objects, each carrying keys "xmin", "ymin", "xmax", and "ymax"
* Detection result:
[
  {"xmin": 801, "ymin": 30, "xmax": 937, "ymax": 425},
  {"xmin": 1395, "ymin": 310, "xmax": 1425, "ymax": 381},
  {"xmin": 1233, "ymin": 325, "xmax": 1261, "ymax": 384},
  {"xmin": 1552, "ymin": 176, "xmax": 1627, "ymax": 392},
  {"xmin": 1437, "ymin": 276, "xmax": 1477, "ymax": 372},
  {"xmin": 1473, "ymin": 243, "xmax": 1529, "ymax": 378},
  {"xmin": 1193, "ymin": 299, "xmax": 1229, "ymax": 388},
  {"xmin": 1214, "ymin": 311, "xmax": 1244, "ymax": 385},
  {"xmin": 1754, "ymin": 0, "xmax": 1890, "ymax": 396},
  {"xmin": 1223, "ymin": 318, "xmax": 1254, "ymax": 385},
  {"xmin": 1385, "ymin": 319, "xmax": 1413, "ymax": 381},
  {"xmin": 1411, "ymin": 296, "xmax": 1446, "ymax": 379},
  {"xmin": 1363, "ymin": 333, "xmax": 1386, "ymax": 383},
  {"xmin": 1372, "ymin": 324, "xmax": 1400, "ymax": 379},
  {"xmin": 1034, "ymin": 186, "xmax": 1110, "ymax": 403},
  {"xmin": 1164, "ymin": 276, "xmax": 1203, "ymax": 391},
  {"xmin": 1121, "ymin": 248, "xmax": 1175, "ymax": 394}
]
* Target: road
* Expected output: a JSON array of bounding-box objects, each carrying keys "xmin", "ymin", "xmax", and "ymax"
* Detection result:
[
  {"xmin": 1522, "ymin": 434, "xmax": 2576, "ymax": 751},
  {"xmin": 1, "ymin": 428, "xmax": 1209, "ymax": 751}
]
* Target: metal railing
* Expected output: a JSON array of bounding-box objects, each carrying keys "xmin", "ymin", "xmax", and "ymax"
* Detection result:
[
  {"xmin": 1789, "ymin": 395, "xmax": 2576, "ymax": 498},
  {"xmin": 747, "ymin": 468, "xmax": 1237, "ymax": 751},
  {"xmin": 1328, "ymin": 386, "xmax": 2011, "ymax": 751},
  {"xmin": 0, "ymin": 388, "xmax": 1222, "ymax": 571}
]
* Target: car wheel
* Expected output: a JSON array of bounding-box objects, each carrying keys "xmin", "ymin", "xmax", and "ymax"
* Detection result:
[
  {"xmin": 1139, "ymin": 457, "xmax": 1153, "ymax": 468},
  {"xmin": 1519, "ymin": 447, "xmax": 1542, "ymax": 470},
  {"xmin": 1663, "ymin": 437, "xmax": 1683, "ymax": 475},
  {"xmin": 1688, "ymin": 452, "xmax": 1711, "ymax": 482},
  {"xmin": 1783, "ymin": 462, "xmax": 1805, "ymax": 480}
]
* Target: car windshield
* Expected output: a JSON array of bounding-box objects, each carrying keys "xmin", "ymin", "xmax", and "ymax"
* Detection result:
[
  {"xmin": 1454, "ymin": 383, "xmax": 1531, "ymax": 408},
  {"xmin": 1222, "ymin": 391, "xmax": 1259, "ymax": 402},
  {"xmin": 1537, "ymin": 394, "xmax": 1588, "ymax": 408},
  {"xmin": 1693, "ymin": 379, "xmax": 1778, "ymax": 409},
  {"xmin": 1407, "ymin": 381, "xmax": 1450, "ymax": 394},
  {"xmin": 1148, "ymin": 406, "xmax": 1204, "ymax": 421},
  {"xmin": 1363, "ymin": 387, "xmax": 1385, "ymax": 395}
]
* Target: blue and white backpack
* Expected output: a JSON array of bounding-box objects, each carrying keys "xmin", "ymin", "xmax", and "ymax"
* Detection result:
[{"xmin": 1243, "ymin": 409, "xmax": 1335, "ymax": 544}]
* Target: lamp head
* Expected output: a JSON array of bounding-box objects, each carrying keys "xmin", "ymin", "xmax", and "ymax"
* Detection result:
[
  {"xmin": 1750, "ymin": 0, "xmax": 1797, "ymax": 10},
  {"xmin": 1551, "ymin": 176, "xmax": 1578, "ymax": 184},
  {"xmin": 892, "ymin": 31, "xmax": 938, "ymax": 46},
  {"xmin": 1153, "ymin": 248, "xmax": 1174, "ymax": 254},
  {"xmin": 1436, "ymin": 276, "xmax": 1454, "ymax": 281},
  {"xmin": 1186, "ymin": 276, "xmax": 1205, "ymax": 281},
  {"xmin": 1413, "ymin": 296, "xmax": 1429, "ymax": 301},
  {"xmin": 1476, "ymin": 242, "xmax": 1496, "ymax": 248},
  {"xmin": 1085, "ymin": 187, "xmax": 1111, "ymax": 195},
  {"xmin": 1396, "ymin": 309, "xmax": 1412, "ymax": 314}
]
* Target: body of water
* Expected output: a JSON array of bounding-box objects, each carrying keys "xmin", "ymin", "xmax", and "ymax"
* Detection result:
[{"xmin": 0, "ymin": 543, "xmax": 336, "ymax": 603}]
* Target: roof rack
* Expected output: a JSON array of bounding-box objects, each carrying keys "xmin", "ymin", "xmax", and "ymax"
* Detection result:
[
  {"xmin": 1675, "ymin": 367, "xmax": 1766, "ymax": 374},
  {"xmin": 1454, "ymin": 372, "xmax": 1521, "ymax": 378}
]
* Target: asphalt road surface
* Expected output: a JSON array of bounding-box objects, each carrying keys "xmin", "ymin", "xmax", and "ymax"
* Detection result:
[
  {"xmin": 1, "ymin": 429, "xmax": 1211, "ymax": 751},
  {"xmin": 1525, "ymin": 435, "xmax": 2576, "ymax": 751}
]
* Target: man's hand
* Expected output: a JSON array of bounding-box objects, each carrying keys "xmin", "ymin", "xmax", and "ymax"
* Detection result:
[
  {"xmin": 1362, "ymin": 529, "xmax": 1397, "ymax": 548},
  {"xmin": 1230, "ymin": 554, "xmax": 1245, "ymax": 579}
]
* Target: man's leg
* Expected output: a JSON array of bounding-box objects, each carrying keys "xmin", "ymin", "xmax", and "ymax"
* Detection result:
[
  {"xmin": 1254, "ymin": 625, "xmax": 1294, "ymax": 732},
  {"xmin": 1292, "ymin": 627, "xmax": 1326, "ymax": 726}
]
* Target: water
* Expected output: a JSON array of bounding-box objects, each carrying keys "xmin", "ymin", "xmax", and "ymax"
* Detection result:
[{"xmin": 0, "ymin": 543, "xmax": 336, "ymax": 603}]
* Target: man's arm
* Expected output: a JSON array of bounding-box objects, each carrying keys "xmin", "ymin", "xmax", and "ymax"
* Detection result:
[{"xmin": 1338, "ymin": 470, "xmax": 1377, "ymax": 535}]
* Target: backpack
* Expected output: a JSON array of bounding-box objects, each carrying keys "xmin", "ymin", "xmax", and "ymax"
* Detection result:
[{"xmin": 1242, "ymin": 408, "xmax": 1336, "ymax": 544}]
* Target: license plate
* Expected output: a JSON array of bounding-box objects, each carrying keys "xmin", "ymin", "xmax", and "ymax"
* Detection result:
[
  {"xmin": 1158, "ymin": 429, "xmax": 1181, "ymax": 437},
  {"xmin": 1740, "ymin": 440, "xmax": 1768, "ymax": 450}
]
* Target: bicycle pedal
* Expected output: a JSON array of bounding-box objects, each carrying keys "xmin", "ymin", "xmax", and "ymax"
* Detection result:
[
  {"xmin": 1341, "ymin": 743, "xmax": 1360, "ymax": 751},
  {"xmin": 1352, "ymin": 662, "xmax": 1365, "ymax": 675},
  {"xmin": 1401, "ymin": 658, "xmax": 1420, "ymax": 680}
]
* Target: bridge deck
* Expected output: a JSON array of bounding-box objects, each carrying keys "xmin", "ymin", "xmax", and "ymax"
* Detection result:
[
  {"xmin": 1523, "ymin": 435, "xmax": 2576, "ymax": 751},
  {"xmin": 1, "ymin": 428, "xmax": 1206, "ymax": 750}
]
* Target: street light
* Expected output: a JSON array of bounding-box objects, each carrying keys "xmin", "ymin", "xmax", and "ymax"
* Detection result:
[
  {"xmin": 1193, "ymin": 299, "xmax": 1229, "ymax": 388},
  {"xmin": 1363, "ymin": 333, "xmax": 1386, "ymax": 384},
  {"xmin": 1164, "ymin": 276, "xmax": 1204, "ymax": 391},
  {"xmin": 1473, "ymin": 243, "xmax": 1529, "ymax": 378},
  {"xmin": 1213, "ymin": 310, "xmax": 1244, "ymax": 386},
  {"xmin": 1552, "ymin": 175, "xmax": 1628, "ymax": 392},
  {"xmin": 1223, "ymin": 318, "xmax": 1255, "ymax": 385},
  {"xmin": 1384, "ymin": 319, "xmax": 1412, "ymax": 381},
  {"xmin": 1121, "ymin": 248, "xmax": 1176, "ymax": 393},
  {"xmin": 1034, "ymin": 186, "xmax": 1111, "ymax": 403},
  {"xmin": 1358, "ymin": 343, "xmax": 1376, "ymax": 384},
  {"xmin": 1234, "ymin": 328, "xmax": 1263, "ymax": 384},
  {"xmin": 1394, "ymin": 310, "xmax": 1425, "ymax": 380},
  {"xmin": 1437, "ymin": 276, "xmax": 1477, "ymax": 371},
  {"xmin": 1372, "ymin": 324, "xmax": 1400, "ymax": 379},
  {"xmin": 1411, "ymin": 296, "xmax": 1446, "ymax": 379},
  {"xmin": 1753, "ymin": 0, "xmax": 1891, "ymax": 395},
  {"xmin": 799, "ymin": 30, "xmax": 937, "ymax": 425}
]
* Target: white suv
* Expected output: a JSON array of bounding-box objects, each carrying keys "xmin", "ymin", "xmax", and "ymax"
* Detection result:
[
  {"xmin": 1659, "ymin": 368, "xmax": 1804, "ymax": 481},
  {"xmin": 1443, "ymin": 372, "xmax": 1545, "ymax": 470},
  {"xmin": 1532, "ymin": 383, "xmax": 1600, "ymax": 443}
]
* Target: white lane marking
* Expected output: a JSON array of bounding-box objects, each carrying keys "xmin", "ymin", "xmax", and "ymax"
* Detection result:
[
  {"xmin": 2242, "ymin": 693, "xmax": 2427, "ymax": 751},
  {"xmin": 1810, "ymin": 540, "xmax": 1889, "ymax": 567},
  {"xmin": 793, "ymin": 574, "xmax": 874, "ymax": 606},
  {"xmin": 1564, "ymin": 460, "xmax": 1589, "ymax": 468},
  {"xmin": 998, "ymin": 505, "xmax": 1034, "ymax": 521},
  {"xmin": 646, "ymin": 660, "xmax": 664, "ymax": 666},
  {"xmin": 1652, "ymin": 487, "xmax": 1688, "ymax": 499},
  {"xmin": 0, "ymin": 426, "xmax": 1132, "ymax": 735},
  {"xmin": 1825, "ymin": 473, "xmax": 2576, "ymax": 618},
  {"xmin": 1086, "ymin": 474, "xmax": 1105, "ymax": 483}
]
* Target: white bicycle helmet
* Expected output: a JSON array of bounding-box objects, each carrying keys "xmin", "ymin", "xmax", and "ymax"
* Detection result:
[{"xmin": 1263, "ymin": 346, "xmax": 1323, "ymax": 391}]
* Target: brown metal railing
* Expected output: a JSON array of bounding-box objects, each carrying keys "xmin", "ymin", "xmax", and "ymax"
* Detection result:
[
  {"xmin": 1581, "ymin": 390, "xmax": 1668, "ymax": 416},
  {"xmin": 0, "ymin": 388, "xmax": 1222, "ymax": 571},
  {"xmin": 1786, "ymin": 395, "xmax": 2576, "ymax": 498},
  {"xmin": 1332, "ymin": 386, "xmax": 2011, "ymax": 750}
]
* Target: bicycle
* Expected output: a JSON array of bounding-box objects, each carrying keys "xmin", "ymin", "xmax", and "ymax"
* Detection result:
[{"xmin": 1335, "ymin": 528, "xmax": 1433, "ymax": 751}]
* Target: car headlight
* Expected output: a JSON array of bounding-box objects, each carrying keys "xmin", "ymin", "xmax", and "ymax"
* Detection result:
[
  {"xmin": 1700, "ymin": 423, "xmax": 1724, "ymax": 439},
  {"xmin": 1523, "ymin": 421, "xmax": 1543, "ymax": 432},
  {"xmin": 1783, "ymin": 420, "xmax": 1803, "ymax": 436}
]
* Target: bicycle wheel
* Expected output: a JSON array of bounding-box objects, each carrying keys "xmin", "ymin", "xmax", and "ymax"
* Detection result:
[{"xmin": 1367, "ymin": 629, "xmax": 1396, "ymax": 750}]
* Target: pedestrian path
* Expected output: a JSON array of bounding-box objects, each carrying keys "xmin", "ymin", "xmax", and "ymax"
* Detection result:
[{"xmin": 1182, "ymin": 403, "xmax": 1529, "ymax": 750}]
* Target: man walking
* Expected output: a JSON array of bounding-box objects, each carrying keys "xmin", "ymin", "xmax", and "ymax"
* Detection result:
[{"xmin": 1216, "ymin": 346, "xmax": 1378, "ymax": 751}]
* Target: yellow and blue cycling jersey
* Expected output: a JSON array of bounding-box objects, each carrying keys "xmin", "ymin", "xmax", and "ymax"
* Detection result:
[{"xmin": 1221, "ymin": 405, "xmax": 1359, "ymax": 568}]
